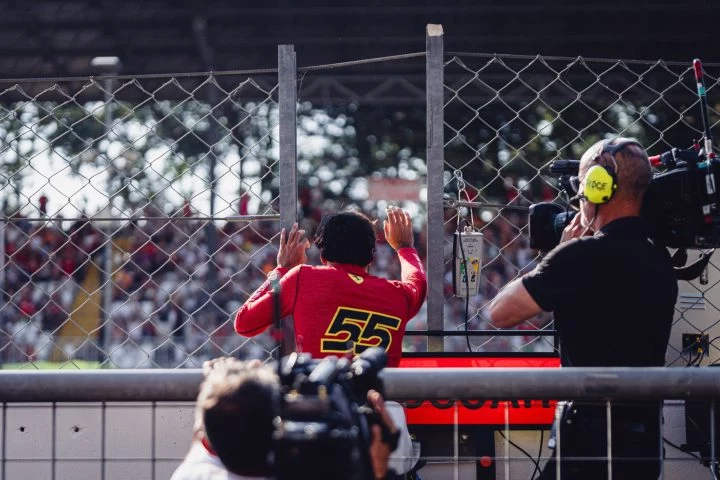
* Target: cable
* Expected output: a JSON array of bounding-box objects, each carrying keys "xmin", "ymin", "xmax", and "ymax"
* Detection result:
[
  {"xmin": 684, "ymin": 338, "xmax": 706, "ymax": 367},
  {"xmin": 664, "ymin": 436, "xmax": 717, "ymax": 480},
  {"xmin": 664, "ymin": 437, "xmax": 720, "ymax": 480},
  {"xmin": 498, "ymin": 431, "xmax": 541, "ymax": 474},
  {"xmin": 531, "ymin": 429, "xmax": 544, "ymax": 480},
  {"xmin": 688, "ymin": 349, "xmax": 704, "ymax": 367},
  {"xmin": 457, "ymin": 224, "xmax": 473, "ymax": 353},
  {"xmin": 663, "ymin": 437, "xmax": 703, "ymax": 461}
]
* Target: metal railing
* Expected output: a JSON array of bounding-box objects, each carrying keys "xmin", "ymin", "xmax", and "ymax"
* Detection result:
[
  {"xmin": 1, "ymin": 367, "xmax": 719, "ymax": 401},
  {"xmin": 0, "ymin": 368, "xmax": 718, "ymax": 480}
]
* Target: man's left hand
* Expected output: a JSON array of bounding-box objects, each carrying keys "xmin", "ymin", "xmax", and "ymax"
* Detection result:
[
  {"xmin": 368, "ymin": 389, "xmax": 399, "ymax": 480},
  {"xmin": 277, "ymin": 223, "xmax": 310, "ymax": 269}
]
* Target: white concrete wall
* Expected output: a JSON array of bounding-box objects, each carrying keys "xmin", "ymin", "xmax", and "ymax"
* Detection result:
[
  {"xmin": 670, "ymin": 251, "xmax": 720, "ymax": 366},
  {"xmin": 0, "ymin": 400, "xmax": 713, "ymax": 480},
  {"xmin": 0, "ymin": 402, "xmax": 194, "ymax": 480}
]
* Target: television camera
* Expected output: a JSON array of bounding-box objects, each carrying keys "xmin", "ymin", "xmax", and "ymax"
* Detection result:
[
  {"xmin": 272, "ymin": 347, "xmax": 398, "ymax": 480},
  {"xmin": 529, "ymin": 59, "xmax": 717, "ymax": 280}
]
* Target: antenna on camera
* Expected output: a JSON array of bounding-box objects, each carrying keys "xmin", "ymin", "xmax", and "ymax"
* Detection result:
[{"xmin": 693, "ymin": 59, "xmax": 715, "ymax": 160}]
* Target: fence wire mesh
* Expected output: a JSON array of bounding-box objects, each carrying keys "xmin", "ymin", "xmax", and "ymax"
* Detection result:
[
  {"xmin": 4, "ymin": 50, "xmax": 720, "ymax": 369},
  {"xmin": 294, "ymin": 54, "xmax": 430, "ymax": 355},
  {"xmin": 442, "ymin": 54, "xmax": 720, "ymax": 360},
  {"xmin": 0, "ymin": 72, "xmax": 284, "ymax": 368}
]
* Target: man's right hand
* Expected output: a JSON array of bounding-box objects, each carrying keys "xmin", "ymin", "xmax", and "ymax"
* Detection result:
[
  {"xmin": 383, "ymin": 206, "xmax": 414, "ymax": 251},
  {"xmin": 559, "ymin": 211, "xmax": 592, "ymax": 244},
  {"xmin": 277, "ymin": 223, "xmax": 310, "ymax": 269}
]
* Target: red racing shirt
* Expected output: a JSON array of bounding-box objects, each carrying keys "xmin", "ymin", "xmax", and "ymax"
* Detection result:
[{"xmin": 234, "ymin": 247, "xmax": 427, "ymax": 367}]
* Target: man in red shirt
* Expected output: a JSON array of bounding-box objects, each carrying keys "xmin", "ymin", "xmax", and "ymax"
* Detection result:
[{"xmin": 235, "ymin": 207, "xmax": 426, "ymax": 368}]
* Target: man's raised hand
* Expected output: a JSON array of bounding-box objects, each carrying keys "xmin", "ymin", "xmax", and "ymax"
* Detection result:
[
  {"xmin": 277, "ymin": 223, "xmax": 310, "ymax": 269},
  {"xmin": 383, "ymin": 206, "xmax": 414, "ymax": 251}
]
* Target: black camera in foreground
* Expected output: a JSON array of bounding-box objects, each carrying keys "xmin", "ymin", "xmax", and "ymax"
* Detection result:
[
  {"xmin": 529, "ymin": 147, "xmax": 720, "ymax": 254},
  {"xmin": 273, "ymin": 347, "xmax": 398, "ymax": 480}
]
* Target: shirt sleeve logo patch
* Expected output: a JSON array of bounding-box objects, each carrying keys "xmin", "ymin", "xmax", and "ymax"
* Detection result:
[{"xmin": 348, "ymin": 273, "xmax": 364, "ymax": 284}]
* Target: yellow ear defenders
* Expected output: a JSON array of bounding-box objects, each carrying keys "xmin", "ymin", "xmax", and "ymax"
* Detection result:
[{"xmin": 582, "ymin": 139, "xmax": 642, "ymax": 204}]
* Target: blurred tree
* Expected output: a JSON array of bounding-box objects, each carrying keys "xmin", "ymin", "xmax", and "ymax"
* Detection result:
[{"xmin": 0, "ymin": 70, "xmax": 715, "ymax": 219}]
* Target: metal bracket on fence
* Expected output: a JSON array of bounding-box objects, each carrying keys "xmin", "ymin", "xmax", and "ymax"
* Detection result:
[{"xmin": 442, "ymin": 197, "xmax": 531, "ymax": 212}]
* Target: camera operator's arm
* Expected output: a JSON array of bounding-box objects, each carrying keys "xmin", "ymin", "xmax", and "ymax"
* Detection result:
[
  {"xmin": 384, "ymin": 207, "xmax": 427, "ymax": 318},
  {"xmin": 367, "ymin": 390, "xmax": 399, "ymax": 480},
  {"xmin": 234, "ymin": 224, "xmax": 309, "ymax": 336},
  {"xmin": 489, "ymin": 216, "xmax": 590, "ymax": 328},
  {"xmin": 487, "ymin": 277, "xmax": 542, "ymax": 328}
]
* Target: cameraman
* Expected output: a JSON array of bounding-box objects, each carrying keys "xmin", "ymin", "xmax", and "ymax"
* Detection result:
[
  {"xmin": 487, "ymin": 138, "xmax": 678, "ymax": 479},
  {"xmin": 234, "ymin": 207, "xmax": 425, "ymax": 476},
  {"xmin": 171, "ymin": 357, "xmax": 398, "ymax": 480}
]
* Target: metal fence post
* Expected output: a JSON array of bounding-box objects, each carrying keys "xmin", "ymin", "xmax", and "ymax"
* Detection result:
[
  {"xmin": 278, "ymin": 45, "xmax": 298, "ymax": 230},
  {"xmin": 101, "ymin": 76, "xmax": 115, "ymax": 358},
  {"xmin": 278, "ymin": 45, "xmax": 298, "ymax": 356},
  {"xmin": 0, "ymin": 215, "xmax": 4, "ymax": 301},
  {"xmin": 203, "ymin": 81, "xmax": 221, "ymax": 320},
  {"xmin": 426, "ymin": 24, "xmax": 445, "ymax": 352}
]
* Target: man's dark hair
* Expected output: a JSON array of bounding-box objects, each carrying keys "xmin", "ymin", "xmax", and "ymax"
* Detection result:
[
  {"xmin": 200, "ymin": 359, "xmax": 279, "ymax": 477},
  {"xmin": 315, "ymin": 211, "xmax": 376, "ymax": 267}
]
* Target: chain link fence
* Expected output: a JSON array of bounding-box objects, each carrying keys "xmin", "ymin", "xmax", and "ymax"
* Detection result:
[
  {"xmin": 0, "ymin": 71, "xmax": 284, "ymax": 368},
  {"xmin": 0, "ymin": 50, "xmax": 433, "ymax": 370},
  {"xmin": 294, "ymin": 53, "xmax": 430, "ymax": 355},
  {"xmin": 441, "ymin": 52, "xmax": 720, "ymax": 363},
  {"xmin": 3, "ymin": 33, "xmax": 720, "ymax": 369}
]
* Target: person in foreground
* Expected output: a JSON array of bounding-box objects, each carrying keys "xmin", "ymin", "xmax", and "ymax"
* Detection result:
[
  {"xmin": 170, "ymin": 357, "xmax": 398, "ymax": 480},
  {"xmin": 487, "ymin": 137, "xmax": 678, "ymax": 479}
]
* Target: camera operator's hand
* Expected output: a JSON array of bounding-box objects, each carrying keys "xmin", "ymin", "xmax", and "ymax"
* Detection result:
[
  {"xmin": 384, "ymin": 206, "xmax": 414, "ymax": 250},
  {"xmin": 277, "ymin": 223, "xmax": 310, "ymax": 269},
  {"xmin": 367, "ymin": 389, "xmax": 399, "ymax": 480},
  {"xmin": 559, "ymin": 211, "xmax": 592, "ymax": 244}
]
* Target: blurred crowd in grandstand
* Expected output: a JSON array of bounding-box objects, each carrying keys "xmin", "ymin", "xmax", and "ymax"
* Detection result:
[{"xmin": 0, "ymin": 181, "xmax": 553, "ymax": 368}]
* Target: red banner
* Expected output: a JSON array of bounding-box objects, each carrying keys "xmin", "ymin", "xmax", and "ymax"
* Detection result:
[
  {"xmin": 366, "ymin": 177, "xmax": 421, "ymax": 201},
  {"xmin": 397, "ymin": 356, "xmax": 561, "ymax": 426}
]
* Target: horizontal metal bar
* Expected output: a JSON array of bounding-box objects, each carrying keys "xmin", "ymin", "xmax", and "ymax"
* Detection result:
[
  {"xmin": 0, "ymin": 370, "xmax": 202, "ymax": 402},
  {"xmin": 405, "ymin": 330, "xmax": 557, "ymax": 337},
  {"xmin": 0, "ymin": 368, "xmax": 719, "ymax": 402},
  {"xmin": 1, "ymin": 215, "xmax": 280, "ymax": 223},
  {"xmin": 443, "ymin": 198, "xmax": 531, "ymax": 212},
  {"xmin": 383, "ymin": 368, "xmax": 720, "ymax": 400}
]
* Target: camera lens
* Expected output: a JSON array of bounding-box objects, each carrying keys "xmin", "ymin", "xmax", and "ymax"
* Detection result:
[{"xmin": 529, "ymin": 203, "xmax": 577, "ymax": 252}]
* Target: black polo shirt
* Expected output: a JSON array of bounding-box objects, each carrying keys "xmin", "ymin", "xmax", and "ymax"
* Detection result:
[{"xmin": 523, "ymin": 216, "xmax": 678, "ymax": 367}]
